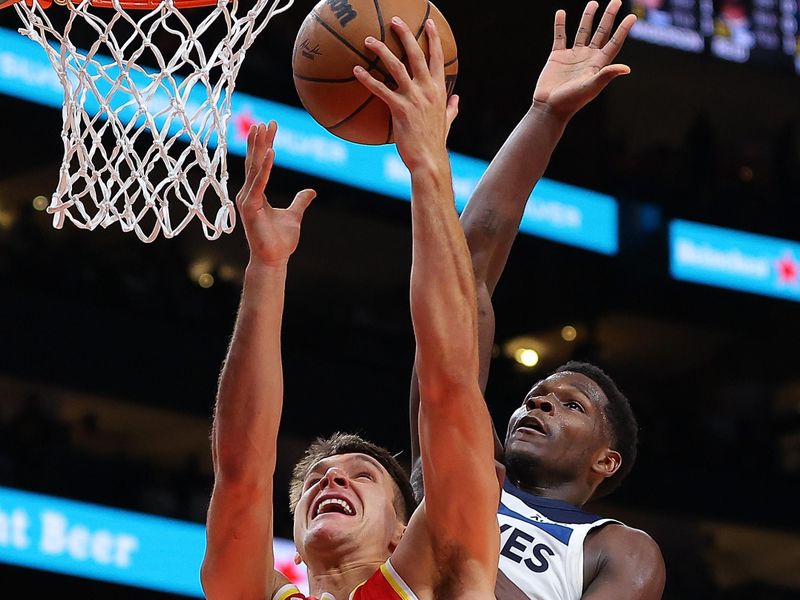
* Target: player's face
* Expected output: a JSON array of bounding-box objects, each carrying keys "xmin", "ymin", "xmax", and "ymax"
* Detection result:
[
  {"xmin": 293, "ymin": 453, "xmax": 403, "ymax": 564},
  {"xmin": 504, "ymin": 372, "xmax": 612, "ymax": 485}
]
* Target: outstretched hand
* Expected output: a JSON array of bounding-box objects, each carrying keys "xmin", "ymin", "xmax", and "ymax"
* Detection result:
[
  {"xmin": 533, "ymin": 0, "xmax": 637, "ymax": 122},
  {"xmin": 353, "ymin": 17, "xmax": 459, "ymax": 172},
  {"xmin": 237, "ymin": 122, "xmax": 316, "ymax": 267}
]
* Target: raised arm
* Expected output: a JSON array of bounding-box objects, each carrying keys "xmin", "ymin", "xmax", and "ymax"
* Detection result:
[
  {"xmin": 355, "ymin": 17, "xmax": 499, "ymax": 596},
  {"xmin": 409, "ymin": 0, "xmax": 638, "ymax": 470},
  {"xmin": 201, "ymin": 123, "xmax": 316, "ymax": 600}
]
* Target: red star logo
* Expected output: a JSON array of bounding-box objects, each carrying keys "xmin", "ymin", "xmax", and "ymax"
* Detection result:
[
  {"xmin": 234, "ymin": 110, "xmax": 257, "ymax": 140},
  {"xmin": 776, "ymin": 251, "xmax": 799, "ymax": 285}
]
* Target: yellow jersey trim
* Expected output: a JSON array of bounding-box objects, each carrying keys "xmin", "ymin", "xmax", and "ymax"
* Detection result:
[
  {"xmin": 380, "ymin": 560, "xmax": 418, "ymax": 600},
  {"xmin": 272, "ymin": 584, "xmax": 302, "ymax": 600}
]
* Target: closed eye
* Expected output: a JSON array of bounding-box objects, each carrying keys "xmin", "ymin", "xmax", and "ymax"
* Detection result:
[
  {"xmin": 355, "ymin": 472, "xmax": 374, "ymax": 481},
  {"xmin": 304, "ymin": 477, "xmax": 321, "ymax": 490}
]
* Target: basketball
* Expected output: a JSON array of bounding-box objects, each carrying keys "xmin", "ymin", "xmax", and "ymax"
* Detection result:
[{"xmin": 292, "ymin": 0, "xmax": 458, "ymax": 145}]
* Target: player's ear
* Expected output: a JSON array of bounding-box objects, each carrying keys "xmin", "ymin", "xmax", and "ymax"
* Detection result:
[
  {"xmin": 388, "ymin": 522, "xmax": 406, "ymax": 553},
  {"xmin": 592, "ymin": 448, "xmax": 621, "ymax": 479},
  {"xmin": 294, "ymin": 552, "xmax": 303, "ymax": 566}
]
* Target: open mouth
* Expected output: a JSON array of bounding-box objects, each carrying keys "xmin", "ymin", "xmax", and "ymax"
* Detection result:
[
  {"xmin": 313, "ymin": 497, "xmax": 356, "ymax": 519},
  {"xmin": 516, "ymin": 415, "xmax": 548, "ymax": 436}
]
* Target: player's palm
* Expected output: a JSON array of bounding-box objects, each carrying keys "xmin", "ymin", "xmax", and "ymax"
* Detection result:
[
  {"xmin": 242, "ymin": 199, "xmax": 313, "ymax": 267},
  {"xmin": 237, "ymin": 122, "xmax": 316, "ymax": 267},
  {"xmin": 533, "ymin": 47, "xmax": 624, "ymax": 119},
  {"xmin": 533, "ymin": 1, "xmax": 636, "ymax": 121}
]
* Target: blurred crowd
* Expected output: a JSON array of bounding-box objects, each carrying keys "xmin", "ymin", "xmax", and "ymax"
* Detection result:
[{"xmin": 0, "ymin": 392, "xmax": 214, "ymax": 524}]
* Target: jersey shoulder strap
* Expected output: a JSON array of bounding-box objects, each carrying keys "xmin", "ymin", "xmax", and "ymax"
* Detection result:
[
  {"xmin": 272, "ymin": 584, "xmax": 307, "ymax": 600},
  {"xmin": 271, "ymin": 560, "xmax": 419, "ymax": 600},
  {"xmin": 271, "ymin": 584, "xmax": 335, "ymax": 600},
  {"xmin": 350, "ymin": 560, "xmax": 419, "ymax": 600}
]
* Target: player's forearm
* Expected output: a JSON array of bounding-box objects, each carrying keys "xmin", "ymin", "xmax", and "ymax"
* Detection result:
[
  {"xmin": 461, "ymin": 103, "xmax": 567, "ymax": 292},
  {"xmin": 212, "ymin": 262, "xmax": 287, "ymax": 481},
  {"xmin": 409, "ymin": 159, "xmax": 479, "ymax": 391}
]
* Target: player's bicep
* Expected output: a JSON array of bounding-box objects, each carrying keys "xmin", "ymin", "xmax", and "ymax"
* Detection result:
[
  {"xmin": 201, "ymin": 479, "xmax": 277, "ymax": 600},
  {"xmin": 582, "ymin": 527, "xmax": 665, "ymax": 600}
]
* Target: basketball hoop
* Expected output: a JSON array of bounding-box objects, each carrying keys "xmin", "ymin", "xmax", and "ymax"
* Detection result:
[{"xmin": 6, "ymin": 0, "xmax": 294, "ymax": 241}]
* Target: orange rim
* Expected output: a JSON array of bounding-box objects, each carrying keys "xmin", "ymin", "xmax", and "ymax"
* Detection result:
[
  {"xmin": 0, "ymin": 0, "xmax": 47, "ymax": 9},
  {"xmin": 89, "ymin": 0, "xmax": 220, "ymax": 7},
  {"xmin": 1, "ymin": 0, "xmax": 219, "ymax": 9}
]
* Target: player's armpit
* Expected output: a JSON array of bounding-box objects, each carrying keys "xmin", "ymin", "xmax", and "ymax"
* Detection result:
[
  {"xmin": 581, "ymin": 524, "xmax": 666, "ymax": 600},
  {"xmin": 388, "ymin": 505, "xmax": 437, "ymax": 599}
]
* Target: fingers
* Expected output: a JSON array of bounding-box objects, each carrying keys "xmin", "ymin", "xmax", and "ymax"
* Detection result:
[
  {"xmin": 424, "ymin": 19, "xmax": 445, "ymax": 83},
  {"xmin": 552, "ymin": 9, "xmax": 567, "ymax": 52},
  {"xmin": 244, "ymin": 125, "xmax": 256, "ymax": 176},
  {"xmin": 589, "ymin": 0, "xmax": 621, "ymax": 49},
  {"xmin": 446, "ymin": 93, "xmax": 459, "ymax": 130},
  {"xmin": 574, "ymin": 1, "xmax": 599, "ymax": 47},
  {"xmin": 444, "ymin": 93, "xmax": 459, "ymax": 140},
  {"xmin": 354, "ymin": 64, "xmax": 395, "ymax": 104},
  {"xmin": 363, "ymin": 19, "xmax": 423, "ymax": 91},
  {"xmin": 390, "ymin": 17, "xmax": 430, "ymax": 82},
  {"xmin": 289, "ymin": 188, "xmax": 317, "ymax": 217},
  {"xmin": 240, "ymin": 123, "xmax": 265, "ymax": 205},
  {"xmin": 602, "ymin": 13, "xmax": 636, "ymax": 62},
  {"xmin": 363, "ymin": 34, "xmax": 411, "ymax": 92},
  {"xmin": 263, "ymin": 120, "xmax": 278, "ymax": 151},
  {"xmin": 238, "ymin": 123, "xmax": 276, "ymax": 212},
  {"xmin": 589, "ymin": 63, "xmax": 631, "ymax": 91},
  {"xmin": 355, "ymin": 17, "xmax": 446, "ymax": 103},
  {"xmin": 251, "ymin": 145, "xmax": 276, "ymax": 204}
]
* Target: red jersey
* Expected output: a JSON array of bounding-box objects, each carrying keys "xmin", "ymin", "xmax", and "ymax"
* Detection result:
[{"xmin": 272, "ymin": 560, "xmax": 417, "ymax": 600}]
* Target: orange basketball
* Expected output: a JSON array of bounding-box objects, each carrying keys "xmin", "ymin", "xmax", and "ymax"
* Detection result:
[{"xmin": 292, "ymin": 0, "xmax": 458, "ymax": 145}]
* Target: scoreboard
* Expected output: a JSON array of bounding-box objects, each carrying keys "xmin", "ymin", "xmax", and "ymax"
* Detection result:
[{"xmin": 629, "ymin": 0, "xmax": 800, "ymax": 72}]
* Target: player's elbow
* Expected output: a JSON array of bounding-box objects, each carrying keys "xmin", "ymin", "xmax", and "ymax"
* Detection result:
[
  {"xmin": 413, "ymin": 324, "xmax": 479, "ymax": 382},
  {"xmin": 214, "ymin": 445, "xmax": 277, "ymax": 489},
  {"xmin": 417, "ymin": 372, "xmax": 480, "ymax": 408},
  {"xmin": 200, "ymin": 555, "xmax": 229, "ymax": 600},
  {"xmin": 200, "ymin": 560, "xmax": 255, "ymax": 600},
  {"xmin": 199, "ymin": 560, "xmax": 216, "ymax": 599}
]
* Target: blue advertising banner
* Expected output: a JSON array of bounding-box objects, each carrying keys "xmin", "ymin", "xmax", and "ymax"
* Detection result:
[
  {"xmin": 0, "ymin": 485, "xmax": 206, "ymax": 596},
  {"xmin": 670, "ymin": 219, "xmax": 800, "ymax": 302},
  {"xmin": 0, "ymin": 26, "xmax": 618, "ymax": 254},
  {"xmin": 0, "ymin": 485, "xmax": 306, "ymax": 597}
]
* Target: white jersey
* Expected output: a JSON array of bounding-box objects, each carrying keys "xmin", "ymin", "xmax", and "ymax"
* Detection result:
[{"xmin": 496, "ymin": 480, "xmax": 621, "ymax": 600}]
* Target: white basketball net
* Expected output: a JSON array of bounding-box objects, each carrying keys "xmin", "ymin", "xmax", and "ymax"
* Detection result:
[{"xmin": 13, "ymin": 0, "xmax": 293, "ymax": 241}]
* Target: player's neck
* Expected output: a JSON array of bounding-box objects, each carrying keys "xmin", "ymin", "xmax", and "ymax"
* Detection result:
[
  {"xmin": 306, "ymin": 558, "xmax": 386, "ymax": 599},
  {"xmin": 511, "ymin": 476, "xmax": 595, "ymax": 507}
]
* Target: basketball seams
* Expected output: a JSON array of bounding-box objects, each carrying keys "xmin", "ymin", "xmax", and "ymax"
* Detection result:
[
  {"xmin": 385, "ymin": 1, "xmax": 430, "ymax": 87},
  {"xmin": 377, "ymin": 1, "xmax": 432, "ymax": 145},
  {"xmin": 328, "ymin": 94, "xmax": 378, "ymax": 130},
  {"xmin": 372, "ymin": 0, "xmax": 386, "ymax": 42},
  {"xmin": 415, "ymin": 2, "xmax": 431, "ymax": 40},
  {"xmin": 294, "ymin": 73, "xmax": 358, "ymax": 83},
  {"xmin": 294, "ymin": 0, "xmax": 456, "ymax": 144},
  {"xmin": 309, "ymin": 11, "xmax": 393, "ymax": 81},
  {"xmin": 385, "ymin": 114, "xmax": 392, "ymax": 144},
  {"xmin": 392, "ymin": 2, "xmax": 430, "ymax": 76}
]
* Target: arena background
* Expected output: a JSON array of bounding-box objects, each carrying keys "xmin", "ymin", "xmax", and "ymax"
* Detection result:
[{"xmin": 1, "ymin": 0, "xmax": 799, "ymax": 597}]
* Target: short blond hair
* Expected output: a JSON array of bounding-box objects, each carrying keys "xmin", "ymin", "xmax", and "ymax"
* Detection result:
[{"xmin": 288, "ymin": 432, "xmax": 416, "ymax": 523}]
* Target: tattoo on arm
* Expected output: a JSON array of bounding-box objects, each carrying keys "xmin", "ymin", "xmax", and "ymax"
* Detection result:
[{"xmin": 476, "ymin": 207, "xmax": 502, "ymax": 236}]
